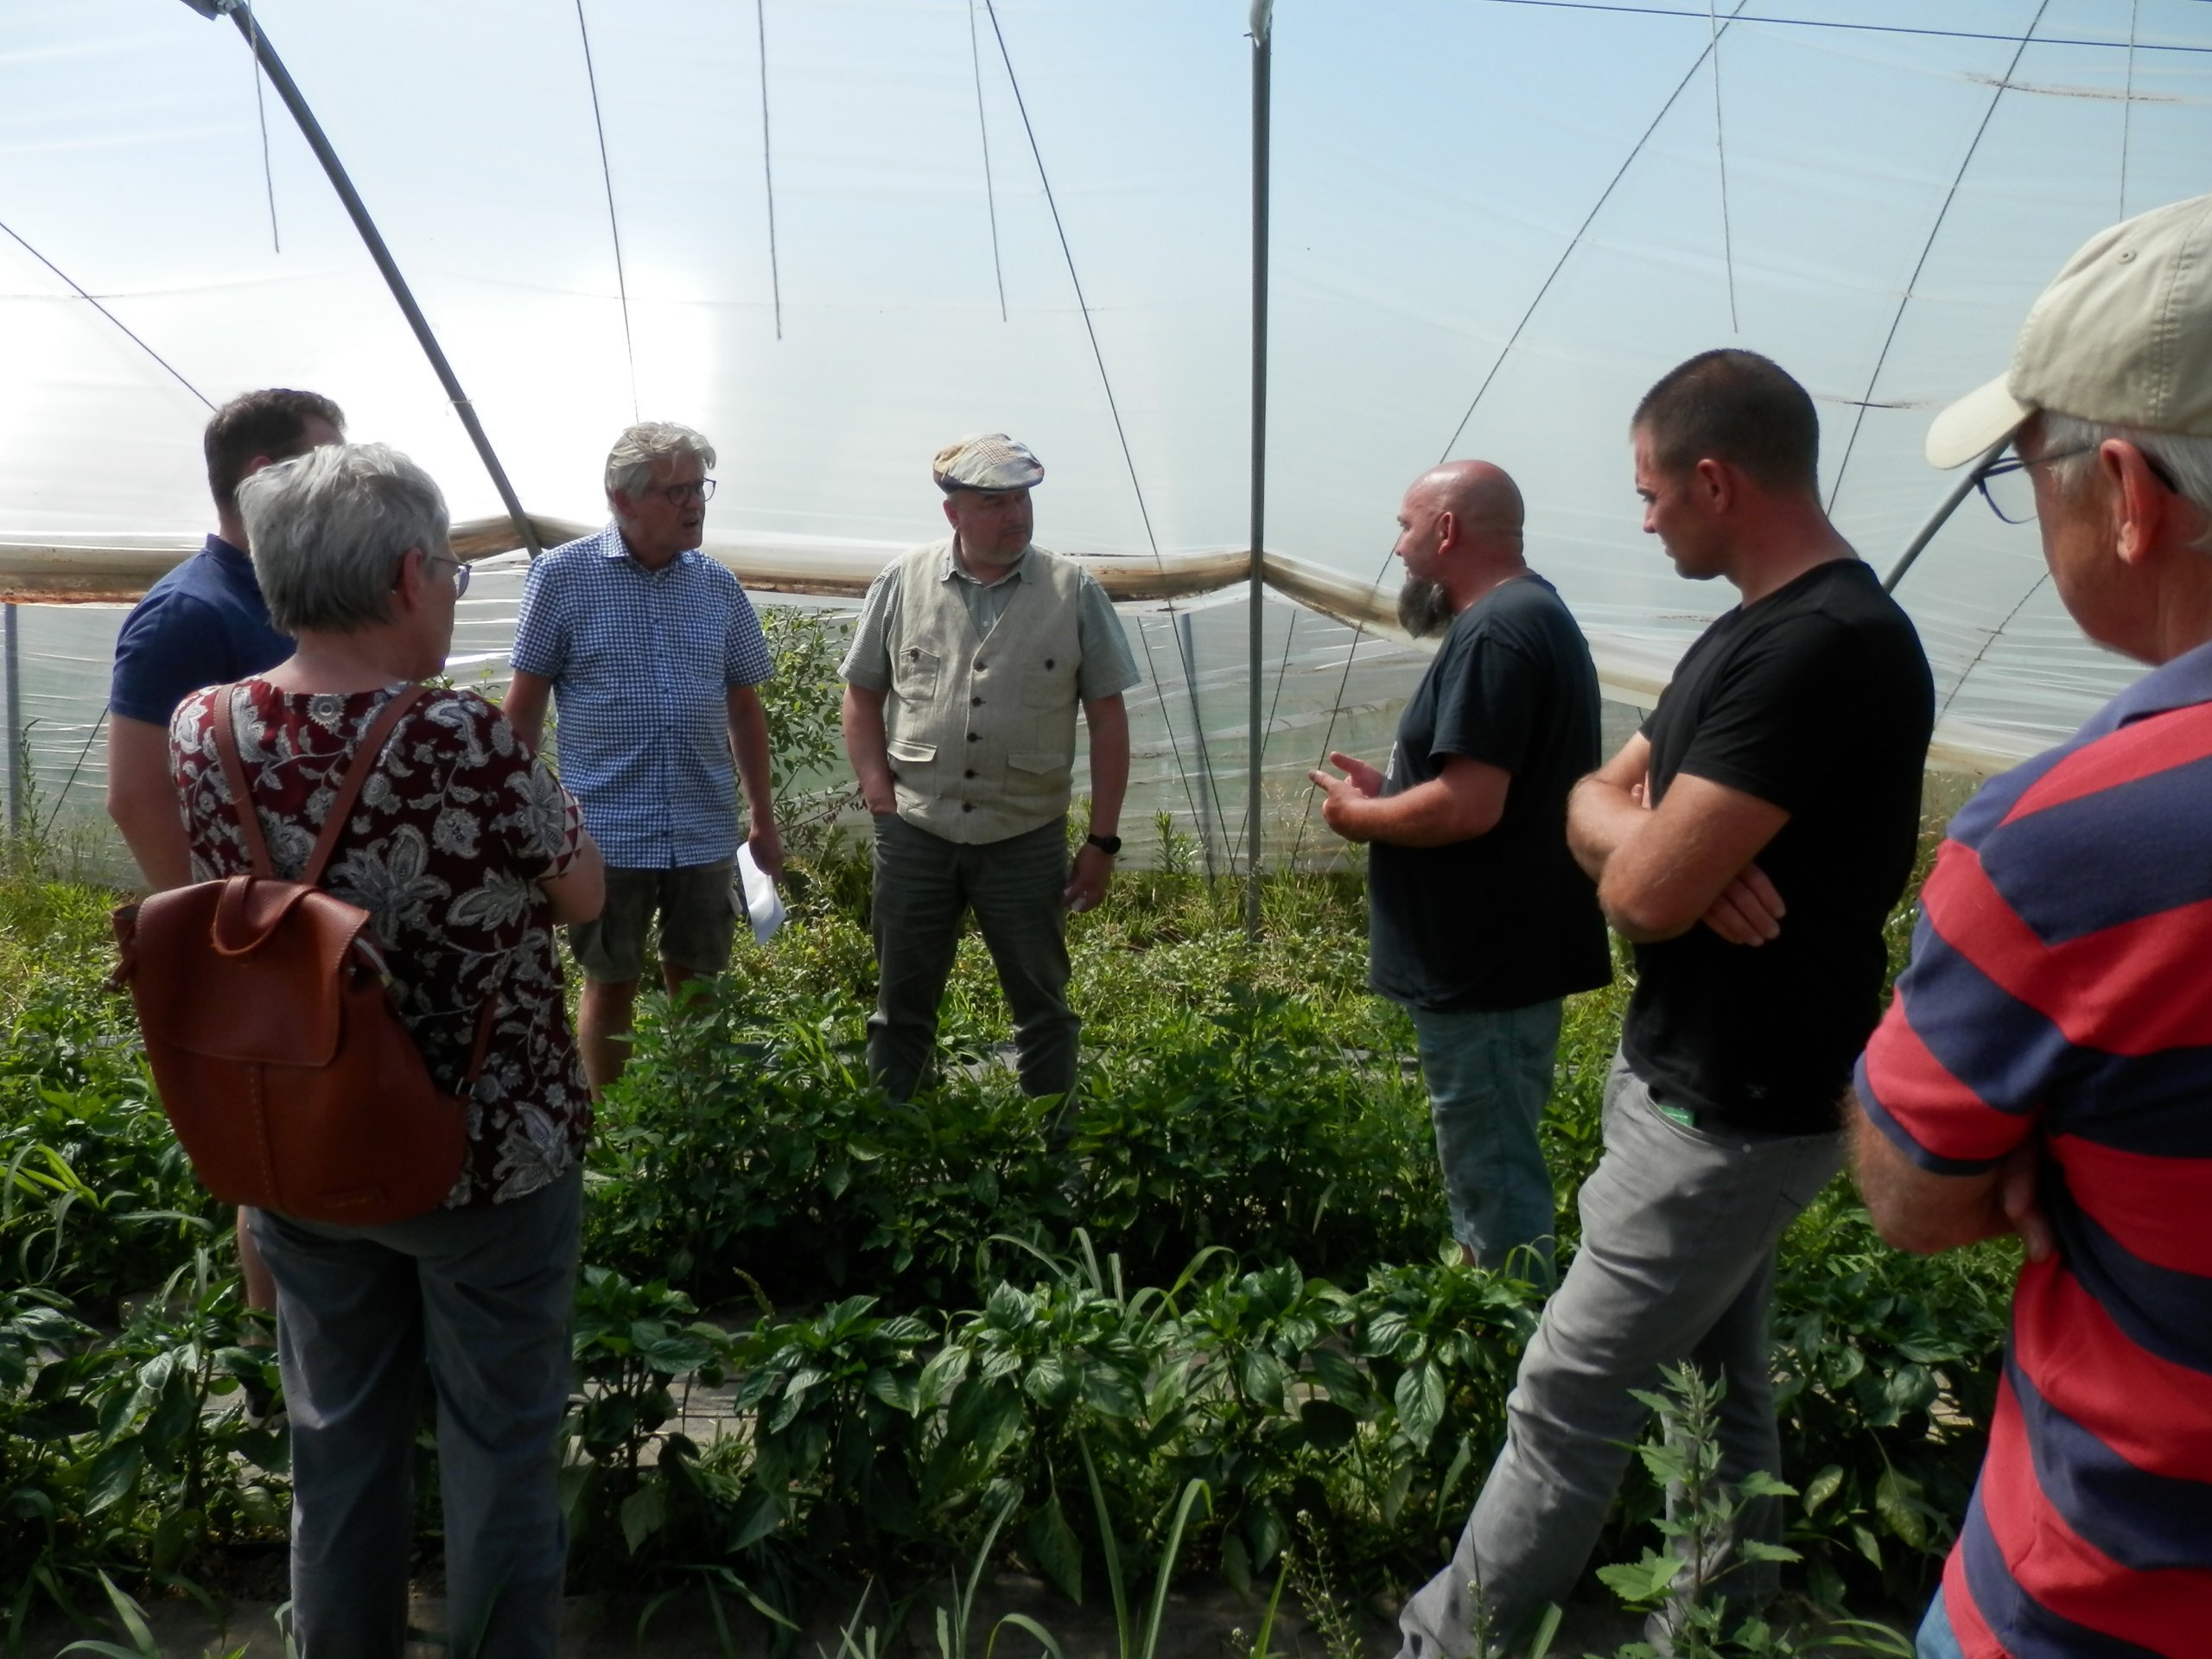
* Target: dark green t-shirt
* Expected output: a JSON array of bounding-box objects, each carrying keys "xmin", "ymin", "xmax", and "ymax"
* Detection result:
[{"xmin": 1367, "ymin": 574, "xmax": 1611, "ymax": 1012}]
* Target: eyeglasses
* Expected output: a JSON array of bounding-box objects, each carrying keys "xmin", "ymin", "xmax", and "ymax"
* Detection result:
[
  {"xmin": 1977, "ymin": 442, "xmax": 2180, "ymax": 524},
  {"xmin": 425, "ymin": 553, "xmax": 472, "ymax": 598},
  {"xmin": 644, "ymin": 478, "xmax": 716, "ymax": 506}
]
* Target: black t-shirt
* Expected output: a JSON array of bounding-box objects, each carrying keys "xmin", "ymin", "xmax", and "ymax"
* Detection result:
[
  {"xmin": 1623, "ymin": 557, "xmax": 1933, "ymax": 1135},
  {"xmin": 1368, "ymin": 574, "xmax": 1611, "ymax": 1012}
]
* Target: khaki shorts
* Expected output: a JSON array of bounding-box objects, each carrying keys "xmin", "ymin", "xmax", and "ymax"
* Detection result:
[{"xmin": 568, "ymin": 861, "xmax": 736, "ymax": 982}]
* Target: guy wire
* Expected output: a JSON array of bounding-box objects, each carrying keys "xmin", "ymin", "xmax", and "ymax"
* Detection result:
[
  {"xmin": 0, "ymin": 219, "xmax": 213, "ymax": 411},
  {"xmin": 1937, "ymin": 569, "xmax": 2050, "ymax": 726},
  {"xmin": 1293, "ymin": 6, "xmax": 1750, "ymax": 868},
  {"xmin": 1709, "ymin": 0, "xmax": 1737, "ymax": 332},
  {"xmin": 980, "ymin": 0, "xmax": 1215, "ymax": 838},
  {"xmin": 969, "ymin": 2, "xmax": 1009, "ymax": 323},
  {"xmin": 758, "ymin": 0, "xmax": 785, "ymax": 340},
  {"xmin": 250, "ymin": 5, "xmax": 280, "ymax": 254},
  {"xmin": 573, "ymin": 0, "xmax": 639, "ymax": 419},
  {"xmin": 1826, "ymin": 0, "xmax": 2053, "ymax": 515},
  {"xmin": 2121, "ymin": 0, "xmax": 2139, "ymax": 222}
]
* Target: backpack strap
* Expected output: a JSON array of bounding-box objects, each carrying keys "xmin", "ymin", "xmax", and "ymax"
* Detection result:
[
  {"xmin": 210, "ymin": 685, "xmax": 276, "ymax": 879},
  {"xmin": 301, "ymin": 685, "xmax": 429, "ymax": 887},
  {"xmin": 221, "ymin": 681, "xmax": 505, "ymax": 1095},
  {"xmin": 459, "ymin": 992, "xmax": 501, "ymax": 1091}
]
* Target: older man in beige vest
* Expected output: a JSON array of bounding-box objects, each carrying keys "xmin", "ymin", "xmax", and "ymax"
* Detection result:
[{"xmin": 841, "ymin": 434, "xmax": 1140, "ymax": 1101}]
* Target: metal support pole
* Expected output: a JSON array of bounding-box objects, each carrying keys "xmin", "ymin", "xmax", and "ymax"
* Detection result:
[
  {"xmin": 1883, "ymin": 439, "xmax": 2007, "ymax": 594},
  {"xmin": 1177, "ymin": 608, "xmax": 1217, "ymax": 880},
  {"xmin": 1244, "ymin": 2, "xmax": 1272, "ymax": 936},
  {"xmin": 3, "ymin": 604, "xmax": 19, "ymax": 835},
  {"xmin": 182, "ymin": 0, "xmax": 543, "ymax": 558}
]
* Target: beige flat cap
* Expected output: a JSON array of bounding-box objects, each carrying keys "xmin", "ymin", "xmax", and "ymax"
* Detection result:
[{"xmin": 932, "ymin": 433, "xmax": 1045, "ymax": 493}]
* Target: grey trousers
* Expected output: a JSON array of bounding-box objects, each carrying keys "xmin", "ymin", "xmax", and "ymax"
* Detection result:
[
  {"xmin": 868, "ymin": 811, "xmax": 1077, "ymax": 1100},
  {"xmin": 251, "ymin": 1166, "xmax": 583, "ymax": 1659},
  {"xmin": 1395, "ymin": 1055, "xmax": 1841, "ymax": 1656}
]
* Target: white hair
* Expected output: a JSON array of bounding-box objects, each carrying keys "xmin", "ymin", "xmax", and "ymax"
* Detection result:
[
  {"xmin": 239, "ymin": 442, "xmax": 449, "ymax": 633},
  {"xmin": 604, "ymin": 422, "xmax": 715, "ymax": 499},
  {"xmin": 2043, "ymin": 413, "xmax": 2212, "ymax": 552}
]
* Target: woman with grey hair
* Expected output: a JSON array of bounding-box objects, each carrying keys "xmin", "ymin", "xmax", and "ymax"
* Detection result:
[{"xmin": 168, "ymin": 442, "xmax": 604, "ymax": 1658}]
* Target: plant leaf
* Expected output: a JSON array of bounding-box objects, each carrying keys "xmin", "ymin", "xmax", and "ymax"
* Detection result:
[
  {"xmin": 620, "ymin": 1480, "xmax": 668, "ymax": 1554},
  {"xmin": 1022, "ymin": 1496, "xmax": 1084, "ymax": 1605}
]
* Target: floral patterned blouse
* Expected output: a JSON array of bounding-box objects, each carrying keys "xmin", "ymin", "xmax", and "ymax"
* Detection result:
[{"xmin": 170, "ymin": 681, "xmax": 592, "ymax": 1209}]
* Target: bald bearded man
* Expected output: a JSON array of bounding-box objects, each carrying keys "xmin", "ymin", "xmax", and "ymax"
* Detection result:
[{"xmin": 1311, "ymin": 461, "xmax": 1610, "ymax": 1283}]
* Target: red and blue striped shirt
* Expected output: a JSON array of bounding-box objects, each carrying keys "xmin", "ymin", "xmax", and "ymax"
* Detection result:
[{"xmin": 1857, "ymin": 641, "xmax": 2212, "ymax": 1659}]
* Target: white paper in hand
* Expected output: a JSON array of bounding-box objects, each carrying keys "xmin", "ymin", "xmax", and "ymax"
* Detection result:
[{"xmin": 733, "ymin": 845, "xmax": 785, "ymax": 945}]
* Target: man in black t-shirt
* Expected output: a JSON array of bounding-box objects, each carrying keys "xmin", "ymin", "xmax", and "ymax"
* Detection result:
[
  {"xmin": 1310, "ymin": 461, "xmax": 1608, "ymax": 1283},
  {"xmin": 1395, "ymin": 353, "xmax": 1934, "ymax": 1657}
]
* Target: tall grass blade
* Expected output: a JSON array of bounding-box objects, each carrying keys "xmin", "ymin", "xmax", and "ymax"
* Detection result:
[
  {"xmin": 1138, "ymin": 1479, "xmax": 1212, "ymax": 1659},
  {"xmin": 1077, "ymin": 1436, "xmax": 1131, "ymax": 1659},
  {"xmin": 986, "ymin": 1611, "xmax": 1067, "ymax": 1659}
]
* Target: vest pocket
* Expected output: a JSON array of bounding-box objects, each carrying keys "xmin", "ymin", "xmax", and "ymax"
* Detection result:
[
  {"xmin": 887, "ymin": 739, "xmax": 938, "ymax": 773},
  {"xmin": 1023, "ymin": 656, "xmax": 1077, "ymax": 709},
  {"xmin": 894, "ymin": 646, "xmax": 942, "ymax": 703},
  {"xmin": 1007, "ymin": 751, "xmax": 1069, "ymax": 777}
]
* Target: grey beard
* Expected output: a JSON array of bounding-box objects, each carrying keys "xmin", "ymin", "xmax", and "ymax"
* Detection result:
[{"xmin": 1396, "ymin": 577, "xmax": 1454, "ymax": 639}]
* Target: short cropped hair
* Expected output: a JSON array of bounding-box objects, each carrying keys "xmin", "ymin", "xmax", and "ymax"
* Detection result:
[
  {"xmin": 203, "ymin": 388, "xmax": 346, "ymax": 515},
  {"xmin": 604, "ymin": 422, "xmax": 715, "ymax": 499},
  {"xmin": 238, "ymin": 443, "xmax": 450, "ymax": 634},
  {"xmin": 1632, "ymin": 350, "xmax": 1820, "ymax": 493},
  {"xmin": 2044, "ymin": 413, "xmax": 2212, "ymax": 553}
]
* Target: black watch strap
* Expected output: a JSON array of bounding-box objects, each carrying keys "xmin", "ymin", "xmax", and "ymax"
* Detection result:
[{"xmin": 1085, "ymin": 832, "xmax": 1122, "ymax": 856}]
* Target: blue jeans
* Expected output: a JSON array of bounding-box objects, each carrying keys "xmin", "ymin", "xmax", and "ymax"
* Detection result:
[
  {"xmin": 251, "ymin": 1167, "xmax": 582, "ymax": 1659},
  {"xmin": 1410, "ymin": 1000, "xmax": 1564, "ymax": 1283},
  {"xmin": 1916, "ymin": 1592, "xmax": 1964, "ymax": 1659}
]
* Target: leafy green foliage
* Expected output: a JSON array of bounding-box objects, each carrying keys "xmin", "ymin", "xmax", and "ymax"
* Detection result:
[
  {"xmin": 1769, "ymin": 1188, "xmax": 2012, "ymax": 1606},
  {"xmin": 754, "ymin": 606, "xmax": 859, "ymax": 862},
  {"xmin": 2, "ymin": 839, "xmax": 1999, "ymax": 1643}
]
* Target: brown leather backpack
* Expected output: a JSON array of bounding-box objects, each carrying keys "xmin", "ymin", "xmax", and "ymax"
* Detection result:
[{"xmin": 112, "ymin": 685, "xmax": 493, "ymax": 1225}]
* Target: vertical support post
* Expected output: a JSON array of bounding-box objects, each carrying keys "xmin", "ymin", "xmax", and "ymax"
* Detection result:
[
  {"xmin": 1244, "ymin": 1, "xmax": 1273, "ymax": 936},
  {"xmin": 3, "ymin": 603, "xmax": 21, "ymax": 835},
  {"xmin": 1177, "ymin": 608, "xmax": 1217, "ymax": 880}
]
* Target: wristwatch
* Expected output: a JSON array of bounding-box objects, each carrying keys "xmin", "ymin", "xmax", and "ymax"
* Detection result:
[{"xmin": 1084, "ymin": 832, "xmax": 1122, "ymax": 856}]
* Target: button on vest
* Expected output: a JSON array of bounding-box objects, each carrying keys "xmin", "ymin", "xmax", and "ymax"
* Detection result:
[{"xmin": 880, "ymin": 540, "xmax": 1085, "ymax": 844}]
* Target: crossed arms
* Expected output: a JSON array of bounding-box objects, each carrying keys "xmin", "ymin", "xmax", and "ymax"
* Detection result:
[
  {"xmin": 1566, "ymin": 732, "xmax": 1788, "ymax": 945},
  {"xmin": 1567, "ymin": 732, "xmax": 2052, "ymax": 1258}
]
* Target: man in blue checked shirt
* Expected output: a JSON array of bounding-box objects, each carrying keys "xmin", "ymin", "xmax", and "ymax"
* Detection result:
[{"xmin": 505, "ymin": 422, "xmax": 780, "ymax": 1090}]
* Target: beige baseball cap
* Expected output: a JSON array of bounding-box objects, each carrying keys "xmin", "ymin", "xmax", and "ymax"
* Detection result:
[
  {"xmin": 932, "ymin": 433, "xmax": 1045, "ymax": 493},
  {"xmin": 1927, "ymin": 192, "xmax": 2212, "ymax": 469}
]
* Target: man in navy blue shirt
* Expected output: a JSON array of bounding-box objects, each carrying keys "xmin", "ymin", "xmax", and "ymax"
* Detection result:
[
  {"xmin": 105, "ymin": 385, "xmax": 344, "ymax": 1334},
  {"xmin": 107, "ymin": 387, "xmax": 345, "ymax": 888}
]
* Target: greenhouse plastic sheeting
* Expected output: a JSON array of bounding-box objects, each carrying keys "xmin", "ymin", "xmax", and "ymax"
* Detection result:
[
  {"xmin": 0, "ymin": 570, "xmax": 1649, "ymax": 880},
  {"xmin": 4, "ymin": 0, "xmax": 2209, "ymax": 846}
]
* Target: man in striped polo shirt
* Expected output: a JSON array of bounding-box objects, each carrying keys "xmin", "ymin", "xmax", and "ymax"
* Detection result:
[
  {"xmin": 1854, "ymin": 194, "xmax": 2212, "ymax": 1659},
  {"xmin": 505, "ymin": 422, "xmax": 780, "ymax": 1090}
]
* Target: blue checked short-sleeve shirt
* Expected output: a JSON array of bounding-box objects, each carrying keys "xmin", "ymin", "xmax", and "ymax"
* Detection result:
[{"xmin": 510, "ymin": 524, "xmax": 772, "ymax": 868}]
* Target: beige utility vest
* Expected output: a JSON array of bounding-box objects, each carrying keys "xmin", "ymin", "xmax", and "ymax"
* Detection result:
[{"xmin": 882, "ymin": 541, "xmax": 1084, "ymax": 845}]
